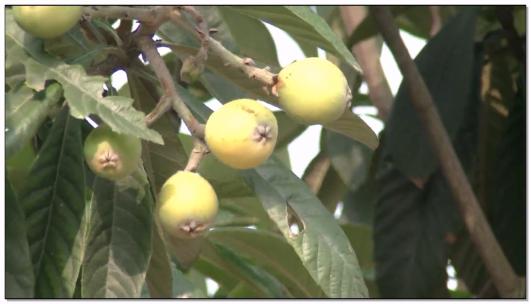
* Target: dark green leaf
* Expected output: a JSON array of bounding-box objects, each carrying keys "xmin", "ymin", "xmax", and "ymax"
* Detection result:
[
  {"xmin": 5, "ymin": 177, "xmax": 35, "ymax": 298},
  {"xmin": 275, "ymin": 111, "xmax": 307, "ymax": 149},
  {"xmin": 382, "ymin": 8, "xmax": 478, "ymax": 178},
  {"xmin": 81, "ymin": 180, "xmax": 152, "ymax": 298},
  {"xmin": 218, "ymin": 7, "xmax": 279, "ymax": 67},
  {"xmin": 242, "ymin": 158, "xmax": 369, "ymax": 298},
  {"xmin": 324, "ymin": 110, "xmax": 379, "ymax": 150},
  {"xmin": 225, "ymin": 6, "xmax": 361, "ymax": 72},
  {"xmin": 6, "ymin": 83, "xmax": 62, "ymax": 158},
  {"xmin": 208, "ymin": 227, "xmax": 325, "ymax": 298},
  {"xmin": 207, "ymin": 241, "xmax": 291, "ymax": 298},
  {"xmin": 145, "ymin": 221, "xmax": 173, "ymax": 298},
  {"xmin": 19, "ymin": 107, "xmax": 86, "ymax": 298}
]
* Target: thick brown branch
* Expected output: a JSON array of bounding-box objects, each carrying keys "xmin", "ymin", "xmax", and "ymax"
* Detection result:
[
  {"xmin": 371, "ymin": 6, "xmax": 523, "ymax": 298},
  {"xmin": 83, "ymin": 6, "xmax": 164, "ymax": 22},
  {"xmin": 340, "ymin": 6, "xmax": 393, "ymax": 120}
]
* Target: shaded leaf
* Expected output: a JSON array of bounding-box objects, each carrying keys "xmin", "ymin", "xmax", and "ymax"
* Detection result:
[
  {"xmin": 225, "ymin": 6, "xmax": 361, "ymax": 72},
  {"xmin": 5, "ymin": 177, "xmax": 35, "ymax": 298},
  {"xmin": 145, "ymin": 221, "xmax": 173, "ymax": 298},
  {"xmin": 19, "ymin": 107, "xmax": 86, "ymax": 298},
  {"xmin": 82, "ymin": 179, "xmax": 152, "ymax": 298},
  {"xmin": 208, "ymin": 227, "xmax": 325, "ymax": 298},
  {"xmin": 242, "ymin": 158, "xmax": 368, "ymax": 298},
  {"xmin": 218, "ymin": 6, "xmax": 279, "ymax": 67},
  {"xmin": 6, "ymin": 83, "xmax": 63, "ymax": 158},
  {"xmin": 324, "ymin": 110, "xmax": 379, "ymax": 150},
  {"xmin": 381, "ymin": 8, "xmax": 478, "ymax": 178},
  {"xmin": 206, "ymin": 241, "xmax": 291, "ymax": 298},
  {"xmin": 5, "ymin": 12, "xmax": 162, "ymax": 144}
]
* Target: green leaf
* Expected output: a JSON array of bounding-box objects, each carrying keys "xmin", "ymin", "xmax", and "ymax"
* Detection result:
[
  {"xmin": 126, "ymin": 67, "xmax": 187, "ymax": 193},
  {"xmin": 205, "ymin": 241, "xmax": 291, "ymax": 298},
  {"xmin": 208, "ymin": 227, "xmax": 325, "ymax": 298},
  {"xmin": 145, "ymin": 221, "xmax": 173, "ymax": 298},
  {"xmin": 171, "ymin": 266, "xmax": 208, "ymax": 298},
  {"xmin": 225, "ymin": 6, "xmax": 361, "ymax": 72},
  {"xmin": 382, "ymin": 8, "xmax": 478, "ymax": 178},
  {"xmin": 275, "ymin": 111, "xmax": 307, "ymax": 148},
  {"xmin": 324, "ymin": 110, "xmax": 379, "ymax": 150},
  {"xmin": 326, "ymin": 130, "xmax": 373, "ymax": 191},
  {"xmin": 218, "ymin": 7, "xmax": 280, "ymax": 67},
  {"xmin": 18, "ymin": 107, "xmax": 86, "ymax": 298},
  {"xmin": 5, "ymin": 12, "xmax": 163, "ymax": 145},
  {"xmin": 6, "ymin": 83, "xmax": 62, "ymax": 158},
  {"xmin": 82, "ymin": 179, "xmax": 153, "ymax": 298},
  {"xmin": 5, "ymin": 176, "xmax": 35, "ymax": 298},
  {"xmin": 179, "ymin": 134, "xmax": 254, "ymax": 198},
  {"xmin": 242, "ymin": 158, "xmax": 369, "ymax": 298}
]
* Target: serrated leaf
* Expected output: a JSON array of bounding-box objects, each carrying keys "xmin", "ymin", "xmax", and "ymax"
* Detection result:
[
  {"xmin": 225, "ymin": 6, "xmax": 361, "ymax": 72},
  {"xmin": 19, "ymin": 107, "xmax": 86, "ymax": 298},
  {"xmin": 6, "ymin": 83, "xmax": 62, "ymax": 158},
  {"xmin": 242, "ymin": 158, "xmax": 369, "ymax": 298},
  {"xmin": 82, "ymin": 179, "xmax": 153, "ymax": 298},
  {"xmin": 324, "ymin": 110, "xmax": 379, "ymax": 150},
  {"xmin": 208, "ymin": 227, "xmax": 325, "ymax": 298},
  {"xmin": 5, "ymin": 176, "xmax": 35, "ymax": 298},
  {"xmin": 382, "ymin": 8, "xmax": 478, "ymax": 178},
  {"xmin": 5, "ymin": 12, "xmax": 163, "ymax": 145},
  {"xmin": 218, "ymin": 7, "xmax": 279, "ymax": 67}
]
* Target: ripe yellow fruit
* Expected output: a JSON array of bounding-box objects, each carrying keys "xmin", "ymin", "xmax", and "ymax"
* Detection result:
[
  {"xmin": 205, "ymin": 99, "xmax": 278, "ymax": 169},
  {"xmin": 276, "ymin": 57, "xmax": 351, "ymax": 124},
  {"xmin": 13, "ymin": 6, "xmax": 82, "ymax": 39},
  {"xmin": 84, "ymin": 125, "xmax": 141, "ymax": 181},
  {"xmin": 158, "ymin": 171, "xmax": 218, "ymax": 239}
]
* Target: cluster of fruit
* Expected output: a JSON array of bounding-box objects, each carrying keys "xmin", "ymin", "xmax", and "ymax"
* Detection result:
[{"xmin": 14, "ymin": 6, "xmax": 352, "ymax": 239}]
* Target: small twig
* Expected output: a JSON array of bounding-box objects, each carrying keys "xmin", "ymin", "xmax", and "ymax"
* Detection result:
[
  {"xmin": 208, "ymin": 37, "xmax": 276, "ymax": 87},
  {"xmin": 82, "ymin": 6, "xmax": 164, "ymax": 22},
  {"xmin": 144, "ymin": 96, "xmax": 172, "ymax": 127},
  {"xmin": 302, "ymin": 151, "xmax": 332, "ymax": 194},
  {"xmin": 340, "ymin": 6, "xmax": 393, "ymax": 120},
  {"xmin": 136, "ymin": 35, "xmax": 205, "ymax": 139},
  {"xmin": 178, "ymin": 6, "xmax": 210, "ymax": 83},
  {"xmin": 184, "ymin": 138, "xmax": 209, "ymax": 172},
  {"xmin": 371, "ymin": 6, "xmax": 523, "ymax": 298}
]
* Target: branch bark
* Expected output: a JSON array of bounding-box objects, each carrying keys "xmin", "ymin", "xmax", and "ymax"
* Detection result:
[
  {"xmin": 340, "ymin": 6, "xmax": 393, "ymax": 120},
  {"xmin": 370, "ymin": 6, "xmax": 523, "ymax": 298}
]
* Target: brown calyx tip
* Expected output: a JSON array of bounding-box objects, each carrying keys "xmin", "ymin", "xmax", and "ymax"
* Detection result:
[
  {"xmin": 98, "ymin": 151, "xmax": 120, "ymax": 169},
  {"xmin": 252, "ymin": 124, "xmax": 274, "ymax": 144},
  {"xmin": 179, "ymin": 220, "xmax": 208, "ymax": 237}
]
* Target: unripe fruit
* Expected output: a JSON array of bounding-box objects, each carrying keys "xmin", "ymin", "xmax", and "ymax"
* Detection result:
[
  {"xmin": 13, "ymin": 6, "xmax": 82, "ymax": 39},
  {"xmin": 84, "ymin": 125, "xmax": 141, "ymax": 181},
  {"xmin": 158, "ymin": 171, "xmax": 218, "ymax": 239},
  {"xmin": 276, "ymin": 57, "xmax": 351, "ymax": 124},
  {"xmin": 205, "ymin": 99, "xmax": 278, "ymax": 169}
]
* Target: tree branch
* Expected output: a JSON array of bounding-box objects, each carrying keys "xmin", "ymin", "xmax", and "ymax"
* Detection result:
[
  {"xmin": 340, "ymin": 6, "xmax": 393, "ymax": 120},
  {"xmin": 371, "ymin": 6, "xmax": 523, "ymax": 298}
]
